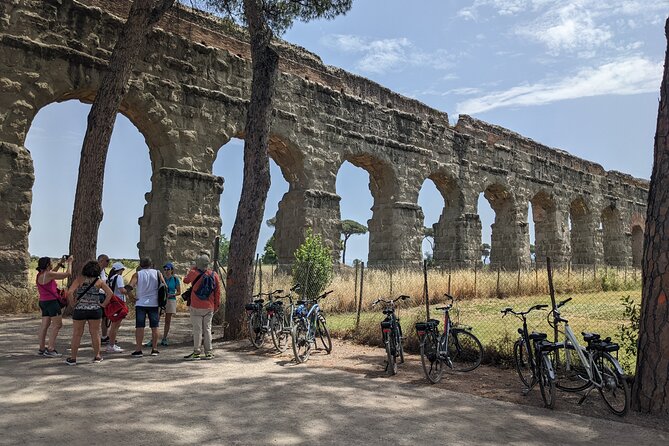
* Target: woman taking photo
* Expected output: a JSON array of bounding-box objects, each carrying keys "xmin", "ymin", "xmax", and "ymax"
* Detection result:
[
  {"xmin": 36, "ymin": 256, "xmax": 73, "ymax": 357},
  {"xmin": 65, "ymin": 260, "xmax": 113, "ymax": 365}
]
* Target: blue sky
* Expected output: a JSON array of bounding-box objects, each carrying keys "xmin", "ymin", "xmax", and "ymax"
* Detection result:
[{"xmin": 26, "ymin": 0, "xmax": 666, "ymax": 262}]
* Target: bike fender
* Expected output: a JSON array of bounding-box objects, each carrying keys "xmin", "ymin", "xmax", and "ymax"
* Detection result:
[{"xmin": 543, "ymin": 355, "xmax": 556, "ymax": 380}]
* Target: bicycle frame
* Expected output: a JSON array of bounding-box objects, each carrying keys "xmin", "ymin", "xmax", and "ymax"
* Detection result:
[{"xmin": 561, "ymin": 322, "xmax": 606, "ymax": 388}]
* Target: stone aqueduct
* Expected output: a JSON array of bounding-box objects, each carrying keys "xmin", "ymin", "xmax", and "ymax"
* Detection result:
[{"xmin": 0, "ymin": 0, "xmax": 650, "ymax": 288}]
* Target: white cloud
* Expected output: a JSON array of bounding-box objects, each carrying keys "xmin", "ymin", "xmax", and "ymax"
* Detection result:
[
  {"xmin": 322, "ymin": 35, "xmax": 455, "ymax": 74},
  {"xmin": 456, "ymin": 56, "xmax": 662, "ymax": 114}
]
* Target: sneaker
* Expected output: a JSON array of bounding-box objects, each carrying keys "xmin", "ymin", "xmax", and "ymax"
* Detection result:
[
  {"xmin": 143, "ymin": 340, "xmax": 152, "ymax": 347},
  {"xmin": 183, "ymin": 352, "xmax": 200, "ymax": 361},
  {"xmin": 201, "ymin": 353, "xmax": 214, "ymax": 360},
  {"xmin": 111, "ymin": 344, "xmax": 124, "ymax": 353},
  {"xmin": 38, "ymin": 348, "xmax": 46, "ymax": 356},
  {"xmin": 65, "ymin": 357, "xmax": 77, "ymax": 366},
  {"xmin": 131, "ymin": 351, "xmax": 143, "ymax": 358},
  {"xmin": 93, "ymin": 356, "xmax": 103, "ymax": 363},
  {"xmin": 44, "ymin": 349, "xmax": 62, "ymax": 358},
  {"xmin": 150, "ymin": 349, "xmax": 159, "ymax": 356},
  {"xmin": 101, "ymin": 336, "xmax": 110, "ymax": 345},
  {"xmin": 160, "ymin": 338, "xmax": 169, "ymax": 346}
]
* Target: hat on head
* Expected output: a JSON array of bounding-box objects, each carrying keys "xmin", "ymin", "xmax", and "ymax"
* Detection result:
[
  {"xmin": 111, "ymin": 261, "xmax": 126, "ymax": 271},
  {"xmin": 163, "ymin": 262, "xmax": 174, "ymax": 270},
  {"xmin": 195, "ymin": 255, "xmax": 210, "ymax": 270}
]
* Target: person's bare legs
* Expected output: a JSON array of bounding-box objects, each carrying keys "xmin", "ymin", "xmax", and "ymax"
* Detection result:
[
  {"xmin": 163, "ymin": 313, "xmax": 172, "ymax": 340},
  {"xmin": 151, "ymin": 327, "xmax": 159, "ymax": 350},
  {"xmin": 38, "ymin": 316, "xmax": 51, "ymax": 351},
  {"xmin": 47, "ymin": 315, "xmax": 63, "ymax": 351},
  {"xmin": 109, "ymin": 320, "xmax": 122, "ymax": 346},
  {"xmin": 70, "ymin": 320, "xmax": 86, "ymax": 360},
  {"xmin": 89, "ymin": 319, "xmax": 102, "ymax": 358},
  {"xmin": 135, "ymin": 327, "xmax": 145, "ymax": 352},
  {"xmin": 101, "ymin": 317, "xmax": 108, "ymax": 339}
]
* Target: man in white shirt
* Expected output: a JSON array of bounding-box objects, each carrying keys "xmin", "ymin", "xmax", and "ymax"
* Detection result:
[{"xmin": 128, "ymin": 258, "xmax": 165, "ymax": 357}]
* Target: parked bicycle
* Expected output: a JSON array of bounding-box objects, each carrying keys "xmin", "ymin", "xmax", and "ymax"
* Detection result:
[
  {"xmin": 373, "ymin": 294, "xmax": 410, "ymax": 375},
  {"xmin": 245, "ymin": 289, "xmax": 283, "ymax": 349},
  {"xmin": 271, "ymin": 284, "xmax": 302, "ymax": 353},
  {"xmin": 416, "ymin": 293, "xmax": 483, "ymax": 383},
  {"xmin": 550, "ymin": 297, "xmax": 629, "ymax": 416},
  {"xmin": 501, "ymin": 304, "xmax": 561, "ymax": 409},
  {"xmin": 291, "ymin": 290, "xmax": 333, "ymax": 363}
]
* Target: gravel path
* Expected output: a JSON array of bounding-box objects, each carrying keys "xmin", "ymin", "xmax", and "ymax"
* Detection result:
[{"xmin": 0, "ymin": 315, "xmax": 666, "ymax": 445}]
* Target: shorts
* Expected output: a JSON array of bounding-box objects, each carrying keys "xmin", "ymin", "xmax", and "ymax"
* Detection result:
[
  {"xmin": 136, "ymin": 306, "xmax": 160, "ymax": 329},
  {"xmin": 72, "ymin": 308, "xmax": 103, "ymax": 320},
  {"xmin": 165, "ymin": 299, "xmax": 177, "ymax": 314},
  {"xmin": 39, "ymin": 300, "xmax": 61, "ymax": 317}
]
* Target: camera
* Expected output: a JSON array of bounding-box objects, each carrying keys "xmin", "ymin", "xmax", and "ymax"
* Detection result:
[{"xmin": 61, "ymin": 254, "xmax": 71, "ymax": 261}]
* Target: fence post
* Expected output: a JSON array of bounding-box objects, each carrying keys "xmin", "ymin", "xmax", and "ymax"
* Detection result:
[
  {"xmin": 593, "ymin": 262, "xmax": 597, "ymax": 280},
  {"xmin": 389, "ymin": 267, "xmax": 393, "ymax": 297},
  {"xmin": 567, "ymin": 261, "xmax": 571, "ymax": 280},
  {"xmin": 423, "ymin": 259, "xmax": 430, "ymax": 320},
  {"xmin": 535, "ymin": 263, "xmax": 539, "ymax": 293},
  {"xmin": 624, "ymin": 266, "xmax": 627, "ymax": 285},
  {"xmin": 474, "ymin": 263, "xmax": 478, "ymax": 298},
  {"xmin": 517, "ymin": 268, "xmax": 521, "ymax": 295},
  {"xmin": 353, "ymin": 261, "xmax": 359, "ymax": 313},
  {"xmin": 251, "ymin": 254, "xmax": 259, "ymax": 294},
  {"xmin": 258, "ymin": 255, "xmax": 263, "ymax": 295},
  {"xmin": 496, "ymin": 268, "xmax": 501, "ymax": 297},
  {"xmin": 447, "ymin": 266, "xmax": 452, "ymax": 295},
  {"xmin": 355, "ymin": 262, "xmax": 365, "ymax": 330},
  {"xmin": 546, "ymin": 258, "xmax": 559, "ymax": 350}
]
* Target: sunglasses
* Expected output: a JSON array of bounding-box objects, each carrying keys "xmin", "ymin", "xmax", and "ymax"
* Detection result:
[{"xmin": 163, "ymin": 267, "xmax": 172, "ymax": 271}]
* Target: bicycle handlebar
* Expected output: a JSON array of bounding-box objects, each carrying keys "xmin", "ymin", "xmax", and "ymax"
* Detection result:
[
  {"xmin": 556, "ymin": 297, "xmax": 572, "ymax": 308},
  {"xmin": 373, "ymin": 295, "xmax": 411, "ymax": 305},
  {"xmin": 501, "ymin": 304, "xmax": 548, "ymax": 317}
]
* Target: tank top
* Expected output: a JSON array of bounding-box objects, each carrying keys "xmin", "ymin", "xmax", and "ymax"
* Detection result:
[
  {"xmin": 74, "ymin": 279, "xmax": 102, "ymax": 311},
  {"xmin": 136, "ymin": 268, "xmax": 159, "ymax": 307},
  {"xmin": 36, "ymin": 272, "xmax": 59, "ymax": 302}
]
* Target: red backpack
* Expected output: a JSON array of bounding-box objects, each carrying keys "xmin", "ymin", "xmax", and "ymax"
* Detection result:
[{"xmin": 105, "ymin": 295, "xmax": 128, "ymax": 322}]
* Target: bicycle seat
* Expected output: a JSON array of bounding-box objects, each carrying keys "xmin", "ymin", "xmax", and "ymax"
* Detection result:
[
  {"xmin": 382, "ymin": 309, "xmax": 394, "ymax": 315},
  {"xmin": 529, "ymin": 332, "xmax": 547, "ymax": 341},
  {"xmin": 254, "ymin": 298, "xmax": 264, "ymax": 304},
  {"xmin": 588, "ymin": 340, "xmax": 620, "ymax": 353},
  {"xmin": 296, "ymin": 300, "xmax": 306, "ymax": 305},
  {"xmin": 582, "ymin": 332, "xmax": 600, "ymax": 342},
  {"xmin": 536, "ymin": 340, "xmax": 563, "ymax": 352}
]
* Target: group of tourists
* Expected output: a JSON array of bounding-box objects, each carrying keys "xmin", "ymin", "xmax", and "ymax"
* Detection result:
[{"xmin": 36, "ymin": 252, "xmax": 221, "ymax": 365}]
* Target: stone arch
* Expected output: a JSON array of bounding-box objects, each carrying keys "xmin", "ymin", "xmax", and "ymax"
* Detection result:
[
  {"xmin": 424, "ymin": 172, "xmax": 465, "ymax": 265},
  {"xmin": 481, "ymin": 183, "xmax": 530, "ymax": 270},
  {"xmin": 528, "ymin": 190, "xmax": 569, "ymax": 267}
]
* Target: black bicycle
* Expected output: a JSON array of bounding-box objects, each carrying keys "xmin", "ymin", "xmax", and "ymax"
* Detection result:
[
  {"xmin": 373, "ymin": 294, "xmax": 410, "ymax": 375},
  {"xmin": 271, "ymin": 284, "xmax": 302, "ymax": 353},
  {"xmin": 501, "ymin": 304, "xmax": 561, "ymax": 409},
  {"xmin": 245, "ymin": 289, "xmax": 283, "ymax": 349},
  {"xmin": 416, "ymin": 294, "xmax": 483, "ymax": 383}
]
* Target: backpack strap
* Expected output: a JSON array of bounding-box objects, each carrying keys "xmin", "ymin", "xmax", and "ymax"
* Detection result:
[{"xmin": 107, "ymin": 274, "xmax": 118, "ymax": 293}]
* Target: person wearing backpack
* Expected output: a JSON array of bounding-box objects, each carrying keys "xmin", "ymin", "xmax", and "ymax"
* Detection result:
[
  {"xmin": 160, "ymin": 262, "xmax": 181, "ymax": 346},
  {"xmin": 105, "ymin": 262, "xmax": 128, "ymax": 353},
  {"xmin": 128, "ymin": 258, "xmax": 166, "ymax": 357},
  {"xmin": 182, "ymin": 255, "xmax": 221, "ymax": 360}
]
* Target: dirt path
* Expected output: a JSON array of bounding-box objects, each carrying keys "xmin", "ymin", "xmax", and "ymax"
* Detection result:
[{"xmin": 0, "ymin": 315, "xmax": 666, "ymax": 445}]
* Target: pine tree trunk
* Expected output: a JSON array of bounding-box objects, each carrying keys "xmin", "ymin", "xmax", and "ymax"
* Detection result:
[
  {"xmin": 631, "ymin": 17, "xmax": 669, "ymax": 415},
  {"xmin": 224, "ymin": 0, "xmax": 278, "ymax": 340},
  {"xmin": 342, "ymin": 235, "xmax": 350, "ymax": 265},
  {"xmin": 68, "ymin": 0, "xmax": 174, "ymax": 276}
]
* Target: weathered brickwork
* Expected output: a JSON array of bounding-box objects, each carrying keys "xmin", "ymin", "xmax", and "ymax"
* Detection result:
[{"xmin": 0, "ymin": 0, "xmax": 649, "ymax": 287}]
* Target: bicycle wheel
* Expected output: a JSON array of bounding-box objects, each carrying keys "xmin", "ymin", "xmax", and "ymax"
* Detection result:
[
  {"xmin": 385, "ymin": 330, "xmax": 398, "ymax": 376},
  {"xmin": 447, "ymin": 330, "xmax": 483, "ymax": 372},
  {"xmin": 596, "ymin": 352, "xmax": 629, "ymax": 416},
  {"xmin": 248, "ymin": 312, "xmax": 265, "ymax": 349},
  {"xmin": 420, "ymin": 331, "xmax": 444, "ymax": 384},
  {"xmin": 397, "ymin": 322, "xmax": 405, "ymax": 364},
  {"xmin": 270, "ymin": 313, "xmax": 289, "ymax": 352},
  {"xmin": 316, "ymin": 315, "xmax": 332, "ymax": 354},
  {"xmin": 537, "ymin": 354, "xmax": 556, "ymax": 409},
  {"xmin": 555, "ymin": 343, "xmax": 591, "ymax": 392},
  {"xmin": 291, "ymin": 321, "xmax": 311, "ymax": 363},
  {"xmin": 513, "ymin": 339, "xmax": 533, "ymax": 387}
]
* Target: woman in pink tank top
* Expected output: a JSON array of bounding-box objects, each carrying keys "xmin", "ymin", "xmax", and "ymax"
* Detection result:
[{"xmin": 36, "ymin": 256, "xmax": 73, "ymax": 357}]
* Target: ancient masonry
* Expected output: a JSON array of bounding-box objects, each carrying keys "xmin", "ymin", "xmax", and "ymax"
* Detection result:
[{"xmin": 0, "ymin": 0, "xmax": 649, "ymax": 287}]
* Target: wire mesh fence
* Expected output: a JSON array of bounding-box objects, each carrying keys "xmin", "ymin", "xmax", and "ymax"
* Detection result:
[{"xmin": 244, "ymin": 258, "xmax": 641, "ymax": 373}]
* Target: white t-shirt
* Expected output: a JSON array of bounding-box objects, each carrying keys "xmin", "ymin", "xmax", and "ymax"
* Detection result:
[
  {"xmin": 99, "ymin": 269, "xmax": 108, "ymax": 294},
  {"xmin": 136, "ymin": 268, "xmax": 159, "ymax": 307},
  {"xmin": 107, "ymin": 274, "xmax": 126, "ymax": 302}
]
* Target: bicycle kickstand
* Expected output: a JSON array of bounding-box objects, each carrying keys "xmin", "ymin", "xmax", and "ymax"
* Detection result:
[{"xmin": 577, "ymin": 387, "xmax": 594, "ymax": 406}]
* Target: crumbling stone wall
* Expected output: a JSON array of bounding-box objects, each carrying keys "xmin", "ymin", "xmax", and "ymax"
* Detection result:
[{"xmin": 0, "ymin": 0, "xmax": 649, "ymax": 288}]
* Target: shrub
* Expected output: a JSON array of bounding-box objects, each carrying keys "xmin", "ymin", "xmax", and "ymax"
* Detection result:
[
  {"xmin": 618, "ymin": 294, "xmax": 639, "ymax": 375},
  {"xmin": 292, "ymin": 229, "xmax": 333, "ymax": 299}
]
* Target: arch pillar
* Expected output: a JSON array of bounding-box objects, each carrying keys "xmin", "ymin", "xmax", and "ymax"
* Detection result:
[
  {"xmin": 532, "ymin": 195, "xmax": 570, "ymax": 268},
  {"xmin": 138, "ymin": 167, "xmax": 223, "ymax": 271},
  {"xmin": 487, "ymin": 186, "xmax": 530, "ymax": 270},
  {"xmin": 433, "ymin": 187, "xmax": 481, "ymax": 268},
  {"xmin": 367, "ymin": 200, "xmax": 423, "ymax": 268},
  {"xmin": 602, "ymin": 206, "xmax": 630, "ymax": 267}
]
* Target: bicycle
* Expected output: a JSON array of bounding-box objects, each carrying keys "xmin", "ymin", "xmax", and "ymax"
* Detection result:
[
  {"xmin": 245, "ymin": 289, "xmax": 283, "ymax": 349},
  {"xmin": 271, "ymin": 284, "xmax": 301, "ymax": 353},
  {"xmin": 550, "ymin": 297, "xmax": 630, "ymax": 416},
  {"xmin": 291, "ymin": 290, "xmax": 333, "ymax": 363},
  {"xmin": 373, "ymin": 294, "xmax": 410, "ymax": 375},
  {"xmin": 501, "ymin": 304, "xmax": 561, "ymax": 409},
  {"xmin": 416, "ymin": 293, "xmax": 483, "ymax": 383}
]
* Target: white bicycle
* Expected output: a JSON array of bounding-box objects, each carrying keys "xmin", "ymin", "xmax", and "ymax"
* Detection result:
[{"xmin": 550, "ymin": 297, "xmax": 630, "ymax": 416}]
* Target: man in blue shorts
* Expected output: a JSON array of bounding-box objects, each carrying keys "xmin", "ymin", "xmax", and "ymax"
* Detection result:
[{"xmin": 128, "ymin": 258, "xmax": 165, "ymax": 357}]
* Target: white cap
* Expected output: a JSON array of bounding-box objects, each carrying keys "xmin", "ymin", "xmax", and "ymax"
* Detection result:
[{"xmin": 111, "ymin": 262, "xmax": 126, "ymax": 271}]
